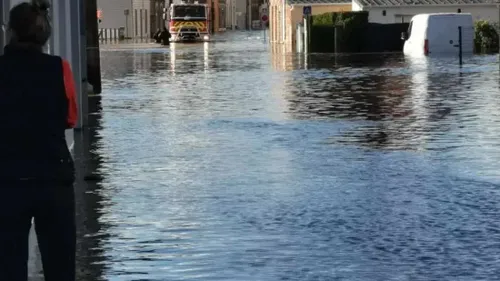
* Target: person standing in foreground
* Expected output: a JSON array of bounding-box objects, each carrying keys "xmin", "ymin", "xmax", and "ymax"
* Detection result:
[{"xmin": 0, "ymin": 1, "xmax": 78, "ymax": 281}]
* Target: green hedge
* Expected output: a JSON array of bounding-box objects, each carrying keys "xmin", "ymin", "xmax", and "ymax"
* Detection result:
[
  {"xmin": 311, "ymin": 11, "xmax": 369, "ymax": 27},
  {"xmin": 331, "ymin": 11, "xmax": 368, "ymax": 28},
  {"xmin": 312, "ymin": 12, "xmax": 334, "ymax": 26},
  {"xmin": 474, "ymin": 20, "xmax": 499, "ymax": 53}
]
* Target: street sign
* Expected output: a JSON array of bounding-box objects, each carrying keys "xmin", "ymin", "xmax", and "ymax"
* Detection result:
[
  {"xmin": 303, "ymin": 6, "xmax": 311, "ymax": 16},
  {"xmin": 261, "ymin": 14, "xmax": 268, "ymax": 22}
]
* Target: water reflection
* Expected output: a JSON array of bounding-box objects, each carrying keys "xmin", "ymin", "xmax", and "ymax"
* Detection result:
[
  {"xmin": 168, "ymin": 43, "xmax": 213, "ymax": 76},
  {"xmin": 170, "ymin": 44, "xmax": 176, "ymax": 74},
  {"xmin": 88, "ymin": 32, "xmax": 500, "ymax": 281},
  {"xmin": 204, "ymin": 42, "xmax": 209, "ymax": 73},
  {"xmin": 274, "ymin": 52, "xmax": 500, "ymax": 151},
  {"xmin": 270, "ymin": 45, "xmax": 294, "ymax": 72}
]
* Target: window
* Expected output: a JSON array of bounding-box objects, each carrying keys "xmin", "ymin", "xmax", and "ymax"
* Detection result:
[{"xmin": 173, "ymin": 6, "xmax": 206, "ymax": 18}]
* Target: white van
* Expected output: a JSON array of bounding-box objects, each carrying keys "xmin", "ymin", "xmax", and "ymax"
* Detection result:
[{"xmin": 402, "ymin": 13, "xmax": 474, "ymax": 56}]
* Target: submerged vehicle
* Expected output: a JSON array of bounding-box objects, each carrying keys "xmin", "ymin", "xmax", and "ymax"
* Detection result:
[
  {"xmin": 401, "ymin": 13, "xmax": 474, "ymax": 56},
  {"xmin": 167, "ymin": 0, "xmax": 210, "ymax": 43}
]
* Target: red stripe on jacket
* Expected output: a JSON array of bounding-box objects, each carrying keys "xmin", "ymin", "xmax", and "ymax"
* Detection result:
[{"xmin": 62, "ymin": 59, "xmax": 78, "ymax": 128}]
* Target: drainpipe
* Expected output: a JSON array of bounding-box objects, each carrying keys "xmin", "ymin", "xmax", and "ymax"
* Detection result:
[{"xmin": 282, "ymin": 0, "xmax": 285, "ymax": 42}]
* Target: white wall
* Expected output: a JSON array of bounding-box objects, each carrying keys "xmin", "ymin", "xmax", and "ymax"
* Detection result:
[
  {"xmin": 132, "ymin": 0, "xmax": 151, "ymax": 38},
  {"xmin": 97, "ymin": 0, "xmax": 151, "ymax": 38},
  {"xmin": 366, "ymin": 5, "xmax": 500, "ymax": 24},
  {"xmin": 226, "ymin": 0, "xmax": 237, "ymax": 29},
  {"xmin": 235, "ymin": 0, "xmax": 247, "ymax": 29},
  {"xmin": 97, "ymin": 0, "xmax": 132, "ymax": 37}
]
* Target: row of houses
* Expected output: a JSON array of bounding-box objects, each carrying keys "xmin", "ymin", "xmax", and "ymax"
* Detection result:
[
  {"xmin": 97, "ymin": 0, "xmax": 267, "ymax": 39},
  {"xmin": 269, "ymin": 0, "xmax": 500, "ymax": 52}
]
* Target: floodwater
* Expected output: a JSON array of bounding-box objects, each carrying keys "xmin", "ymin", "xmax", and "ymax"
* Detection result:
[{"xmin": 73, "ymin": 31, "xmax": 500, "ymax": 281}]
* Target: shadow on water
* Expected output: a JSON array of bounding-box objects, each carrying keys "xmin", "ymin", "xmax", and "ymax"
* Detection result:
[
  {"xmin": 80, "ymin": 32, "xmax": 500, "ymax": 280},
  {"xmin": 73, "ymin": 111, "xmax": 111, "ymax": 281}
]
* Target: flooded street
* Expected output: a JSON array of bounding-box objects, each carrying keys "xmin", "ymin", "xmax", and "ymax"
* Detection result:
[{"xmin": 74, "ymin": 31, "xmax": 500, "ymax": 280}]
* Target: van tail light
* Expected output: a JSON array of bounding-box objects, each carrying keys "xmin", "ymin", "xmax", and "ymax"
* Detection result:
[{"xmin": 424, "ymin": 39, "xmax": 429, "ymax": 55}]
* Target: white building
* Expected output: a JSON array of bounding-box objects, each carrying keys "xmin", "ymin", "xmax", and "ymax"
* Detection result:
[
  {"xmin": 224, "ymin": 0, "xmax": 264, "ymax": 30},
  {"xmin": 97, "ymin": 0, "xmax": 153, "ymax": 39},
  {"xmin": 236, "ymin": 0, "xmax": 248, "ymax": 29},
  {"xmin": 225, "ymin": 0, "xmax": 237, "ymax": 29},
  {"xmin": 352, "ymin": 0, "xmax": 500, "ymax": 23}
]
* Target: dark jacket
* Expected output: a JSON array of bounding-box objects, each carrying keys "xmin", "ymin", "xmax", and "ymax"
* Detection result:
[
  {"xmin": 160, "ymin": 29, "xmax": 170, "ymax": 45},
  {"xmin": 0, "ymin": 44, "xmax": 76, "ymax": 184}
]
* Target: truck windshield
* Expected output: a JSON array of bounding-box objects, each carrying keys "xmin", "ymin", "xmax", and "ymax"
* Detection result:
[{"xmin": 173, "ymin": 6, "xmax": 205, "ymax": 18}]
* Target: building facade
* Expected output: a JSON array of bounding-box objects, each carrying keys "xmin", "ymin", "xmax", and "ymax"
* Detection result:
[
  {"xmin": 352, "ymin": 0, "xmax": 500, "ymax": 23},
  {"xmin": 235, "ymin": 0, "xmax": 248, "ymax": 28},
  {"xmin": 97, "ymin": 0, "xmax": 227, "ymax": 38},
  {"xmin": 225, "ymin": 0, "xmax": 237, "ymax": 29},
  {"xmin": 97, "ymin": 0, "xmax": 154, "ymax": 38},
  {"xmin": 223, "ymin": 0, "xmax": 268, "ymax": 30},
  {"xmin": 96, "ymin": 0, "xmax": 281, "ymax": 38},
  {"xmin": 269, "ymin": 0, "xmax": 351, "ymax": 52}
]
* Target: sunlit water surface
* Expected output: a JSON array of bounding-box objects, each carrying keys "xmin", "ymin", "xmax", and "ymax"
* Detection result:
[{"xmin": 74, "ymin": 32, "xmax": 500, "ymax": 281}]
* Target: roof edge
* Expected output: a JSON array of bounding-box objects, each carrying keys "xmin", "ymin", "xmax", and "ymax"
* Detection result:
[
  {"xmin": 358, "ymin": 2, "xmax": 498, "ymax": 8},
  {"xmin": 286, "ymin": 0, "xmax": 351, "ymax": 5},
  {"xmin": 289, "ymin": 2, "xmax": 351, "ymax": 5}
]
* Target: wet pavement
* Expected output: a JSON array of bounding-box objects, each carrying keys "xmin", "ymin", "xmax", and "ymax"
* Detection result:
[{"xmin": 71, "ymin": 31, "xmax": 500, "ymax": 280}]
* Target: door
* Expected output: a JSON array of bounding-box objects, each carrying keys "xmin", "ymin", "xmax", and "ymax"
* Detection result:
[{"xmin": 428, "ymin": 17, "xmax": 455, "ymax": 54}]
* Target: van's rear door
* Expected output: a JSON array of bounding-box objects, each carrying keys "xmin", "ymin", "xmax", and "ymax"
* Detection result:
[
  {"xmin": 428, "ymin": 15, "xmax": 457, "ymax": 54},
  {"xmin": 427, "ymin": 14, "xmax": 473, "ymax": 55}
]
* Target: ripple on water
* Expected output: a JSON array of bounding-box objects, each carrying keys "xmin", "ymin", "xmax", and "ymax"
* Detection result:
[{"xmin": 77, "ymin": 32, "xmax": 500, "ymax": 281}]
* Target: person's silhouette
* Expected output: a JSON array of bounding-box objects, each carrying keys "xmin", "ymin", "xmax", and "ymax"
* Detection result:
[{"xmin": 0, "ymin": 1, "xmax": 78, "ymax": 280}]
